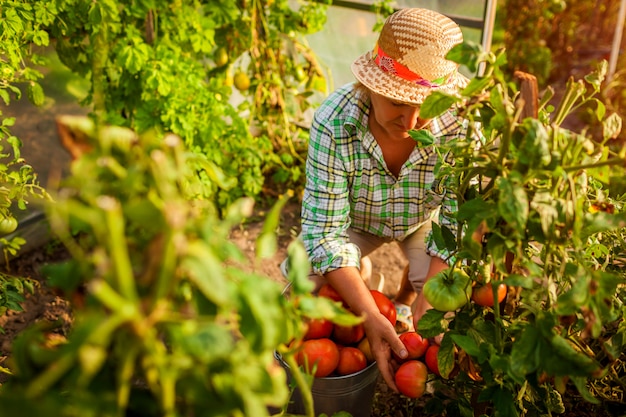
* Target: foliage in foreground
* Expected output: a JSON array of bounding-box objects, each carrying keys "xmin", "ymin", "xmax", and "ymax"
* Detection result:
[
  {"xmin": 0, "ymin": 118, "xmax": 361, "ymax": 417},
  {"xmin": 412, "ymin": 43, "xmax": 626, "ymax": 416}
]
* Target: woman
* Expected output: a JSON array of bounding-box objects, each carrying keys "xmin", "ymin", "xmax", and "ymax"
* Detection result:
[{"xmin": 299, "ymin": 8, "xmax": 480, "ymax": 391}]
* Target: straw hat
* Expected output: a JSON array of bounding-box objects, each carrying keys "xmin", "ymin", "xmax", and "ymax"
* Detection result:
[{"xmin": 351, "ymin": 8, "xmax": 467, "ymax": 105}]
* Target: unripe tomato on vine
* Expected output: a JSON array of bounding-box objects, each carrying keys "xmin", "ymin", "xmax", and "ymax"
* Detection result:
[
  {"xmin": 423, "ymin": 267, "xmax": 472, "ymax": 312},
  {"xmin": 0, "ymin": 216, "xmax": 18, "ymax": 235},
  {"xmin": 234, "ymin": 71, "xmax": 251, "ymax": 91},
  {"xmin": 213, "ymin": 47, "xmax": 229, "ymax": 67}
]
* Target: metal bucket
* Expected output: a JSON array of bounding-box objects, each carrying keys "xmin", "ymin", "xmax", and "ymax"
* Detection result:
[{"xmin": 274, "ymin": 351, "xmax": 380, "ymax": 417}]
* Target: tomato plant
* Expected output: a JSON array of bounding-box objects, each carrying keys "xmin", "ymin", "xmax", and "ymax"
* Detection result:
[
  {"xmin": 336, "ymin": 346, "xmax": 367, "ymax": 376},
  {"xmin": 394, "ymin": 360, "xmax": 428, "ymax": 399},
  {"xmin": 471, "ymin": 282, "xmax": 507, "ymax": 308},
  {"xmin": 296, "ymin": 338, "xmax": 340, "ymax": 378},
  {"xmin": 414, "ymin": 40, "xmax": 626, "ymax": 416},
  {"xmin": 370, "ymin": 289, "xmax": 397, "ymax": 325},
  {"xmin": 0, "ymin": 122, "xmax": 357, "ymax": 417},
  {"xmin": 422, "ymin": 268, "xmax": 472, "ymax": 312}
]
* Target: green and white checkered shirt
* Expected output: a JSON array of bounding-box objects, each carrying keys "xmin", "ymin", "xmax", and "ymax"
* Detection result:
[{"xmin": 301, "ymin": 83, "xmax": 473, "ymax": 275}]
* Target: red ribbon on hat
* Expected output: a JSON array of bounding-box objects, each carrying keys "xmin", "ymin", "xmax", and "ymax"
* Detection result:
[{"xmin": 372, "ymin": 43, "xmax": 450, "ymax": 88}]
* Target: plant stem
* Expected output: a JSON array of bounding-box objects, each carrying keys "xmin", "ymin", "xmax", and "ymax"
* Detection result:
[{"xmin": 280, "ymin": 348, "xmax": 315, "ymax": 417}]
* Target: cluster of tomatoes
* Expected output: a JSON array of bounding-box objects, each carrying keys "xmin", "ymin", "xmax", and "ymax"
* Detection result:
[
  {"xmin": 294, "ymin": 269, "xmax": 510, "ymax": 399},
  {"xmin": 293, "ymin": 284, "xmax": 395, "ymax": 379},
  {"xmin": 423, "ymin": 267, "xmax": 508, "ymax": 312},
  {"xmin": 294, "ymin": 283, "xmax": 441, "ymax": 399}
]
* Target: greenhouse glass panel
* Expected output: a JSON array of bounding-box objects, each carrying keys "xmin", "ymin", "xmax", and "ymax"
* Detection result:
[{"xmin": 305, "ymin": 0, "xmax": 490, "ymax": 88}]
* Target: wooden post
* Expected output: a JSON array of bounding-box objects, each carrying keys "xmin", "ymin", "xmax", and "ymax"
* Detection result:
[{"xmin": 514, "ymin": 71, "xmax": 539, "ymax": 119}]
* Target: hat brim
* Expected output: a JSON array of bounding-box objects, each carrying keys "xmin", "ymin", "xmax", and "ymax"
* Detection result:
[{"xmin": 351, "ymin": 51, "xmax": 468, "ymax": 106}]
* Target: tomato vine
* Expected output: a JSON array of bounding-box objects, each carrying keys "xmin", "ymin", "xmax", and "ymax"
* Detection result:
[{"xmin": 415, "ymin": 42, "xmax": 626, "ymax": 415}]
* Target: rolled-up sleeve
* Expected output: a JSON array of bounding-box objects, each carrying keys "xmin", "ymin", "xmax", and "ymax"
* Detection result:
[{"xmin": 301, "ymin": 107, "xmax": 361, "ymax": 275}]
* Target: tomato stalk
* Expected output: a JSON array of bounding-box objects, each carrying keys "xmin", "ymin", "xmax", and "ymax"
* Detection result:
[
  {"xmin": 102, "ymin": 197, "xmax": 139, "ymax": 303},
  {"xmin": 490, "ymin": 281, "xmax": 504, "ymax": 352},
  {"xmin": 277, "ymin": 345, "xmax": 315, "ymax": 417},
  {"xmin": 116, "ymin": 343, "xmax": 140, "ymax": 414}
]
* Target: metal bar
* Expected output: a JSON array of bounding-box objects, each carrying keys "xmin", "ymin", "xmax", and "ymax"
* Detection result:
[
  {"xmin": 608, "ymin": 0, "xmax": 626, "ymax": 82},
  {"xmin": 314, "ymin": 0, "xmax": 485, "ymax": 29},
  {"xmin": 478, "ymin": 0, "xmax": 498, "ymax": 75}
]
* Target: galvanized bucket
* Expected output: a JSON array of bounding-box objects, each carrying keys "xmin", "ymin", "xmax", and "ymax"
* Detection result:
[{"xmin": 274, "ymin": 351, "xmax": 380, "ymax": 417}]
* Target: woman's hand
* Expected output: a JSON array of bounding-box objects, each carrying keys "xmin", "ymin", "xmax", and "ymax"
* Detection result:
[
  {"xmin": 362, "ymin": 310, "xmax": 407, "ymax": 391},
  {"xmin": 325, "ymin": 267, "xmax": 407, "ymax": 391}
]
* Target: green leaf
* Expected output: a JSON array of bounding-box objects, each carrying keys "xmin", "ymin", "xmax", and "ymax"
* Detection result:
[
  {"xmin": 555, "ymin": 267, "xmax": 591, "ymax": 315},
  {"xmin": 450, "ymin": 334, "xmax": 480, "ymax": 356},
  {"xmin": 183, "ymin": 244, "xmax": 229, "ymax": 306},
  {"xmin": 570, "ymin": 376, "xmax": 601, "ymax": 404},
  {"xmin": 297, "ymin": 296, "xmax": 361, "ymax": 327},
  {"xmin": 0, "ymin": 89, "xmax": 10, "ymax": 105},
  {"xmin": 430, "ymin": 222, "xmax": 457, "ymax": 253},
  {"xmin": 238, "ymin": 273, "xmax": 289, "ymax": 350},
  {"xmin": 602, "ymin": 112, "xmax": 622, "ymax": 141},
  {"xmin": 496, "ymin": 176, "xmax": 528, "ymax": 236},
  {"xmin": 583, "ymin": 60, "xmax": 607, "ymax": 92},
  {"xmin": 416, "ymin": 309, "xmax": 447, "ymax": 339},
  {"xmin": 461, "ymin": 76, "xmax": 491, "ymax": 97},
  {"xmin": 420, "ymin": 92, "xmax": 459, "ymax": 120},
  {"xmin": 490, "ymin": 387, "xmax": 519, "ymax": 417},
  {"xmin": 408, "ymin": 128, "xmax": 435, "ymax": 147},
  {"xmin": 457, "ymin": 198, "xmax": 496, "ymax": 222},
  {"xmin": 510, "ymin": 324, "xmax": 539, "ymax": 378},
  {"xmin": 255, "ymin": 232, "xmax": 277, "ymax": 260},
  {"xmin": 581, "ymin": 210, "xmax": 626, "ymax": 238},
  {"xmin": 31, "ymin": 30, "xmax": 50, "ymax": 46},
  {"xmin": 284, "ymin": 240, "xmax": 314, "ymax": 295},
  {"xmin": 438, "ymin": 334, "xmax": 456, "ymax": 378},
  {"xmin": 446, "ymin": 41, "xmax": 482, "ymax": 73},
  {"xmin": 545, "ymin": 334, "xmax": 600, "ymax": 376},
  {"xmin": 27, "ymin": 82, "xmax": 45, "ymax": 106}
]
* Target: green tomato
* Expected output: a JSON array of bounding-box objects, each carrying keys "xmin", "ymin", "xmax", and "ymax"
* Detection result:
[
  {"xmin": 423, "ymin": 268, "xmax": 472, "ymax": 312},
  {"xmin": 0, "ymin": 216, "xmax": 18, "ymax": 234},
  {"xmin": 214, "ymin": 47, "xmax": 229, "ymax": 67}
]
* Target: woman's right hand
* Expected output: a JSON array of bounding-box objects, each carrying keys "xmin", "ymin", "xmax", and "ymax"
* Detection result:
[
  {"xmin": 325, "ymin": 267, "xmax": 407, "ymax": 391},
  {"xmin": 362, "ymin": 310, "xmax": 408, "ymax": 392}
]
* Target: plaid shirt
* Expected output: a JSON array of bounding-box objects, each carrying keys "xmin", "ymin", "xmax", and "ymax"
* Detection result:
[{"xmin": 301, "ymin": 83, "xmax": 473, "ymax": 275}]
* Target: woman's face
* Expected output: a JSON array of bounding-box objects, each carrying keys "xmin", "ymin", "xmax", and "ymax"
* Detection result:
[{"xmin": 369, "ymin": 92, "xmax": 431, "ymax": 139}]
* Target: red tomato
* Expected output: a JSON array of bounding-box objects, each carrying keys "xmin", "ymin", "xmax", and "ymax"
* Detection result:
[
  {"xmin": 318, "ymin": 283, "xmax": 344, "ymax": 304},
  {"xmin": 357, "ymin": 337, "xmax": 374, "ymax": 363},
  {"xmin": 332, "ymin": 323, "xmax": 365, "ymax": 345},
  {"xmin": 394, "ymin": 360, "xmax": 428, "ymax": 399},
  {"xmin": 336, "ymin": 346, "xmax": 368, "ymax": 375},
  {"xmin": 304, "ymin": 318, "xmax": 333, "ymax": 340},
  {"xmin": 471, "ymin": 282, "xmax": 507, "ymax": 308},
  {"xmin": 370, "ymin": 290, "xmax": 397, "ymax": 325},
  {"xmin": 393, "ymin": 331, "xmax": 429, "ymax": 362},
  {"xmin": 425, "ymin": 344, "xmax": 440, "ymax": 376},
  {"xmin": 296, "ymin": 338, "xmax": 340, "ymax": 378}
]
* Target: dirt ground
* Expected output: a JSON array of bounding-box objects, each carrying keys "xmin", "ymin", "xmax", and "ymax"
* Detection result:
[{"xmin": 228, "ymin": 201, "xmax": 409, "ymax": 294}]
